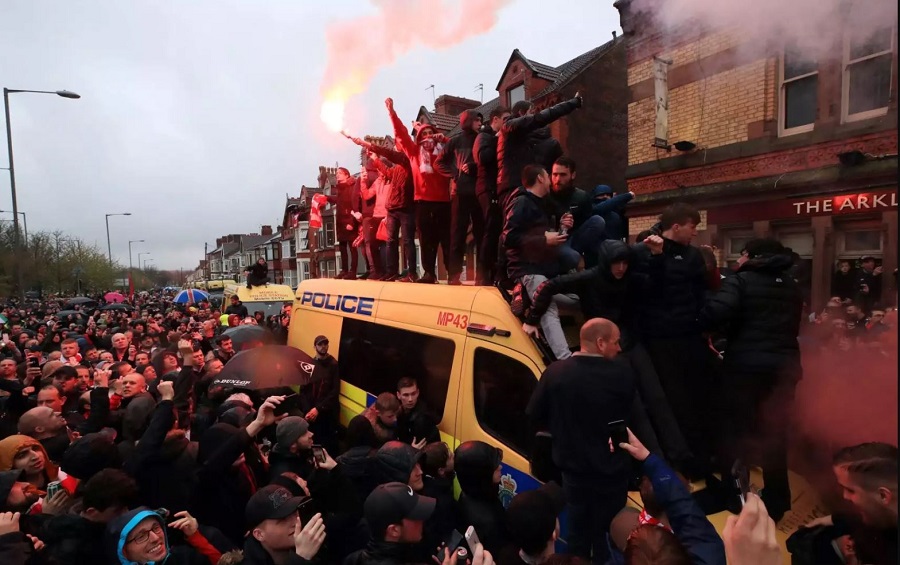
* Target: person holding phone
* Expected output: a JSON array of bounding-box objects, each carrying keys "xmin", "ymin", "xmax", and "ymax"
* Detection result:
[
  {"xmin": 616, "ymin": 427, "xmax": 725, "ymax": 565},
  {"xmin": 525, "ymin": 318, "xmax": 634, "ymax": 563}
]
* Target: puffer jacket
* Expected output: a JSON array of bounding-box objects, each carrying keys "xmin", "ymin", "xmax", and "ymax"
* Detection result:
[
  {"xmin": 545, "ymin": 184, "xmax": 593, "ymax": 233},
  {"xmin": 328, "ymin": 179, "xmax": 361, "ymax": 238},
  {"xmin": 496, "ymin": 96, "xmax": 581, "ymax": 197},
  {"xmin": 473, "ymin": 126, "xmax": 499, "ymax": 198},
  {"xmin": 435, "ymin": 109, "xmax": 480, "ymax": 196},
  {"xmin": 502, "ymin": 190, "xmax": 559, "ymax": 280},
  {"xmin": 375, "ymin": 441, "xmax": 421, "ymax": 485},
  {"xmin": 343, "ymin": 540, "xmax": 424, "ymax": 565},
  {"xmin": 632, "ymin": 238, "xmax": 708, "ymax": 339},
  {"xmin": 700, "ymin": 253, "xmax": 803, "ymax": 377}
]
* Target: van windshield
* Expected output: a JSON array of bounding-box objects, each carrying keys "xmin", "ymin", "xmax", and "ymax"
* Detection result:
[{"xmin": 244, "ymin": 301, "xmax": 291, "ymax": 319}]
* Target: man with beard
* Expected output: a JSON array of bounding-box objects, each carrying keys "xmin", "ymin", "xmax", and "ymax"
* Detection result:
[
  {"xmin": 17, "ymin": 407, "xmax": 70, "ymax": 464},
  {"xmin": 546, "ymin": 157, "xmax": 606, "ymax": 269},
  {"xmin": 300, "ymin": 336, "xmax": 339, "ymax": 454},
  {"xmin": 805, "ymin": 443, "xmax": 897, "ymax": 565},
  {"xmin": 385, "ymin": 97, "xmax": 451, "ymax": 284},
  {"xmin": 0, "ymin": 469, "xmax": 40, "ymax": 513}
]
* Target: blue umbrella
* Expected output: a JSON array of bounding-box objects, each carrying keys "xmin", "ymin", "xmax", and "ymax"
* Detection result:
[{"xmin": 173, "ymin": 289, "xmax": 209, "ymax": 304}]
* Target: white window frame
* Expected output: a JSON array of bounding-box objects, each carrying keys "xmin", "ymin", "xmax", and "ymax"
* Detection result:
[
  {"xmin": 779, "ymin": 48, "xmax": 818, "ymax": 136},
  {"xmin": 508, "ymin": 83, "xmax": 525, "ymax": 107},
  {"xmin": 837, "ymin": 229, "xmax": 884, "ymax": 258},
  {"xmin": 723, "ymin": 231, "xmax": 755, "ymax": 264},
  {"xmin": 842, "ymin": 24, "xmax": 895, "ymax": 123}
]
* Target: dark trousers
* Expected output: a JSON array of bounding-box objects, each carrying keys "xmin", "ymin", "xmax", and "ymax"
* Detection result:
[
  {"xmin": 716, "ymin": 367, "xmax": 796, "ymax": 517},
  {"xmin": 562, "ymin": 472, "xmax": 627, "ymax": 564},
  {"xmin": 338, "ymin": 240, "xmax": 359, "ymax": 274},
  {"xmin": 363, "ymin": 216, "xmax": 385, "ymax": 276},
  {"xmin": 495, "ymin": 189, "xmax": 519, "ymax": 282},
  {"xmin": 477, "ymin": 191, "xmax": 501, "ymax": 284},
  {"xmin": 449, "ymin": 192, "xmax": 485, "ymax": 280},
  {"xmin": 416, "ymin": 201, "xmax": 451, "ymax": 277},
  {"xmin": 644, "ymin": 335, "xmax": 716, "ymax": 472},
  {"xmin": 386, "ymin": 208, "xmax": 417, "ymax": 275},
  {"xmin": 623, "ymin": 344, "xmax": 693, "ymax": 465}
]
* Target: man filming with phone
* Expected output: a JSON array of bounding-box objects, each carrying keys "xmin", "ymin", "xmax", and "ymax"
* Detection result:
[{"xmin": 526, "ymin": 318, "xmax": 635, "ymax": 563}]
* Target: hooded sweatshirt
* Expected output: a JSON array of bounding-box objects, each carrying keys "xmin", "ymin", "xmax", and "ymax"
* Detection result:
[
  {"xmin": 105, "ymin": 507, "xmax": 221, "ymax": 565},
  {"xmin": 435, "ymin": 109, "xmax": 481, "ymax": 196},
  {"xmin": 387, "ymin": 104, "xmax": 450, "ymax": 203}
]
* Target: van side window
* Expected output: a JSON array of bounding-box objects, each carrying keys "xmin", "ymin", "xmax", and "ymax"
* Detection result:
[
  {"xmin": 339, "ymin": 318, "xmax": 454, "ymax": 420},
  {"xmin": 473, "ymin": 348, "xmax": 537, "ymax": 457}
]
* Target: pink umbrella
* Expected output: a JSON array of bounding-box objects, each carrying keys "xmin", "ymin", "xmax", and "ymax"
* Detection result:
[{"xmin": 104, "ymin": 292, "xmax": 126, "ymax": 303}]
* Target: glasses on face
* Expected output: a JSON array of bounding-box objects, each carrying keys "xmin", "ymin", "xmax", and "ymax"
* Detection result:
[{"xmin": 126, "ymin": 522, "xmax": 164, "ymax": 545}]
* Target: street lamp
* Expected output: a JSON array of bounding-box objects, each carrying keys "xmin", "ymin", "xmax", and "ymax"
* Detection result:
[
  {"xmin": 105, "ymin": 212, "xmax": 131, "ymax": 264},
  {"xmin": 143, "ymin": 258, "xmax": 154, "ymax": 270},
  {"xmin": 0, "ymin": 209, "xmax": 26, "ymax": 245},
  {"xmin": 4, "ymin": 87, "xmax": 80, "ymax": 299},
  {"xmin": 137, "ymin": 252, "xmax": 150, "ymax": 269}
]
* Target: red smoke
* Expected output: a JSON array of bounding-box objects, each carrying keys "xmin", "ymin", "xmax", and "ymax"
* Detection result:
[{"xmin": 319, "ymin": 0, "xmax": 512, "ymax": 131}]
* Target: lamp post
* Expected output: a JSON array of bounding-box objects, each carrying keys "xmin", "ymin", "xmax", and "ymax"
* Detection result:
[
  {"xmin": 137, "ymin": 252, "xmax": 150, "ymax": 271},
  {"xmin": 4, "ymin": 88, "xmax": 80, "ymax": 299},
  {"xmin": 0, "ymin": 209, "xmax": 26, "ymax": 245},
  {"xmin": 105, "ymin": 212, "xmax": 131, "ymax": 264},
  {"xmin": 143, "ymin": 258, "xmax": 153, "ymax": 270}
]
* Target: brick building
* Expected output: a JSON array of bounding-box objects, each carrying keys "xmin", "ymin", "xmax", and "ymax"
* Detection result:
[{"xmin": 616, "ymin": 0, "xmax": 898, "ymax": 310}]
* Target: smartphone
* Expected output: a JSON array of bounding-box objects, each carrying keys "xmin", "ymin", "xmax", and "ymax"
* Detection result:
[
  {"xmin": 273, "ymin": 393, "xmax": 300, "ymax": 416},
  {"xmin": 464, "ymin": 525, "xmax": 480, "ymax": 550},
  {"xmin": 732, "ymin": 459, "xmax": 751, "ymax": 507},
  {"xmin": 432, "ymin": 530, "xmax": 464, "ymax": 564},
  {"xmin": 45, "ymin": 480, "xmax": 61, "ymax": 499},
  {"xmin": 29, "ymin": 356, "xmax": 40, "ymax": 369},
  {"xmin": 608, "ymin": 420, "xmax": 628, "ymax": 451},
  {"xmin": 312, "ymin": 444, "xmax": 326, "ymax": 464}
]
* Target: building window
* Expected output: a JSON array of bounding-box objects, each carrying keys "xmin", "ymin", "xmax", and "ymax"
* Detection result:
[
  {"xmin": 843, "ymin": 25, "xmax": 894, "ymax": 122},
  {"xmin": 724, "ymin": 232, "xmax": 755, "ymax": 269},
  {"xmin": 779, "ymin": 46, "xmax": 818, "ymax": 134},
  {"xmin": 508, "ymin": 83, "xmax": 525, "ymax": 107},
  {"xmin": 300, "ymin": 260, "xmax": 310, "ymax": 281},
  {"xmin": 325, "ymin": 219, "xmax": 336, "ymax": 247},
  {"xmin": 473, "ymin": 348, "xmax": 537, "ymax": 457},
  {"xmin": 338, "ymin": 318, "xmax": 455, "ymax": 420},
  {"xmin": 325, "ymin": 260, "xmax": 337, "ymax": 278},
  {"xmin": 839, "ymin": 229, "xmax": 883, "ymax": 256}
]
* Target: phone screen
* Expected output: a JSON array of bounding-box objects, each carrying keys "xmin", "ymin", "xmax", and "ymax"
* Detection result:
[
  {"xmin": 29, "ymin": 357, "xmax": 40, "ymax": 368},
  {"xmin": 273, "ymin": 393, "xmax": 300, "ymax": 416},
  {"xmin": 608, "ymin": 420, "xmax": 628, "ymax": 450},
  {"xmin": 433, "ymin": 530, "xmax": 464, "ymax": 563},
  {"xmin": 312, "ymin": 445, "xmax": 326, "ymax": 464},
  {"xmin": 731, "ymin": 460, "xmax": 750, "ymax": 507}
]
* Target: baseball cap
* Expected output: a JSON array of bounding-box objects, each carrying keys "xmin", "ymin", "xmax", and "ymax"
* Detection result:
[
  {"xmin": 245, "ymin": 485, "xmax": 309, "ymax": 529},
  {"xmin": 314, "ymin": 335, "xmax": 328, "ymax": 346},
  {"xmin": 506, "ymin": 482, "xmax": 566, "ymax": 552},
  {"xmin": 364, "ymin": 482, "xmax": 436, "ymax": 536},
  {"xmin": 0, "ymin": 469, "xmax": 23, "ymax": 504},
  {"xmin": 275, "ymin": 417, "xmax": 309, "ymax": 452}
]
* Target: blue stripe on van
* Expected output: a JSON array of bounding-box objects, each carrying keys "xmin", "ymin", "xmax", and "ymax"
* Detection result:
[{"xmin": 365, "ymin": 393, "xmax": 376, "ymax": 408}]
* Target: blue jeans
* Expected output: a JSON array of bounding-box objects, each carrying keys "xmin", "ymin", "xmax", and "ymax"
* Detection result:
[
  {"xmin": 386, "ymin": 208, "xmax": 417, "ymax": 275},
  {"xmin": 559, "ymin": 215, "xmax": 607, "ymax": 271}
]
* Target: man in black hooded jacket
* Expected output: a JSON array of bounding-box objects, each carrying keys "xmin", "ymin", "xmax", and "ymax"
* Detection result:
[
  {"xmin": 437, "ymin": 109, "xmax": 485, "ymax": 285},
  {"xmin": 700, "ymin": 238, "xmax": 803, "ymax": 521},
  {"xmin": 525, "ymin": 240, "xmax": 693, "ymax": 467},
  {"xmin": 474, "ymin": 106, "xmax": 510, "ymax": 285}
]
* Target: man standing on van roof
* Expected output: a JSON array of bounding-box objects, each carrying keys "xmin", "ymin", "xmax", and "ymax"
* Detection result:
[
  {"xmin": 526, "ymin": 318, "xmax": 635, "ymax": 563},
  {"xmin": 225, "ymin": 295, "xmax": 248, "ymax": 319}
]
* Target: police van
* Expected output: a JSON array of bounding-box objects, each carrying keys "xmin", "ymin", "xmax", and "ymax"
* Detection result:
[
  {"xmin": 223, "ymin": 283, "xmax": 295, "ymax": 319},
  {"xmin": 288, "ymin": 278, "xmax": 820, "ymax": 555}
]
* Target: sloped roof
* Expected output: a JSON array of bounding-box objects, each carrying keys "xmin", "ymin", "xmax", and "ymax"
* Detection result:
[
  {"xmin": 447, "ymin": 97, "xmax": 501, "ymax": 137},
  {"xmin": 533, "ymin": 38, "xmax": 621, "ymax": 99},
  {"xmin": 417, "ymin": 106, "xmax": 460, "ymax": 134}
]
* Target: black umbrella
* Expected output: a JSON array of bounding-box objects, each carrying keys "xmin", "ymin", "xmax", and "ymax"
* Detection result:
[
  {"xmin": 222, "ymin": 325, "xmax": 274, "ymax": 350},
  {"xmin": 54, "ymin": 310, "xmax": 89, "ymax": 320},
  {"xmin": 98, "ymin": 303, "xmax": 134, "ymax": 312},
  {"xmin": 63, "ymin": 297, "xmax": 98, "ymax": 309},
  {"xmin": 211, "ymin": 345, "xmax": 320, "ymax": 390}
]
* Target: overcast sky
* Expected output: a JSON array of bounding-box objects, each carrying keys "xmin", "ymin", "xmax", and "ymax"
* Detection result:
[{"xmin": 1, "ymin": 0, "xmax": 620, "ymax": 271}]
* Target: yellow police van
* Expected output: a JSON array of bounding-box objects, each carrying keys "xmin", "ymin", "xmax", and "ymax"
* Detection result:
[
  {"xmin": 223, "ymin": 283, "xmax": 294, "ymax": 318},
  {"xmin": 288, "ymin": 278, "xmax": 821, "ymax": 559}
]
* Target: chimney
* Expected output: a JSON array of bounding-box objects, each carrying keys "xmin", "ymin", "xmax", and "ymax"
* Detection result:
[
  {"xmin": 434, "ymin": 94, "xmax": 481, "ymax": 117},
  {"xmin": 215, "ymin": 237, "xmax": 222, "ymax": 247},
  {"xmin": 261, "ymin": 225, "xmax": 273, "ymax": 236},
  {"xmin": 613, "ymin": 30, "xmax": 617, "ymax": 39}
]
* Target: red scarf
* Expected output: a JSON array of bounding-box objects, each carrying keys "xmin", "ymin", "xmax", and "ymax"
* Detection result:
[{"xmin": 638, "ymin": 509, "xmax": 673, "ymax": 533}]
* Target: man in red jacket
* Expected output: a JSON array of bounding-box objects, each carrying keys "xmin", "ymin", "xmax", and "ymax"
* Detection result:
[{"xmin": 385, "ymin": 98, "xmax": 451, "ymax": 284}]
